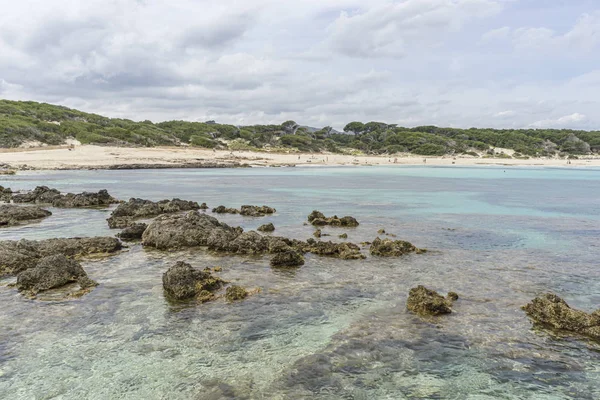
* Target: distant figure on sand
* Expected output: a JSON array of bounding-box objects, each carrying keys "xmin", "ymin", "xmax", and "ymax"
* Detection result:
[{"xmin": 423, "ymin": 158, "xmax": 427, "ymax": 164}]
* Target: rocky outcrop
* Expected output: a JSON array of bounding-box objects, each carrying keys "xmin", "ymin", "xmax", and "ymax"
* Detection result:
[
  {"xmin": 369, "ymin": 237, "xmax": 425, "ymax": 257},
  {"xmin": 0, "ymin": 186, "xmax": 12, "ymax": 202},
  {"xmin": 407, "ymin": 286, "xmax": 457, "ymax": 316},
  {"xmin": 208, "ymin": 231, "xmax": 270, "ymax": 254},
  {"xmin": 523, "ymin": 293, "xmax": 600, "ymax": 340},
  {"xmin": 212, "ymin": 205, "xmax": 239, "ymax": 214},
  {"xmin": 142, "ymin": 211, "xmax": 241, "ymax": 250},
  {"xmin": 107, "ymin": 198, "xmax": 200, "ymax": 228},
  {"xmin": 270, "ymin": 250, "xmax": 305, "ymax": 267},
  {"xmin": 117, "ymin": 223, "xmax": 147, "ymax": 241},
  {"xmin": 0, "ymin": 237, "xmax": 122, "ymax": 277},
  {"xmin": 162, "ymin": 261, "xmax": 225, "ymax": 301},
  {"xmin": 16, "ymin": 254, "xmax": 97, "ymax": 297},
  {"xmin": 212, "ymin": 205, "xmax": 276, "ymax": 217},
  {"xmin": 0, "ymin": 204, "xmax": 52, "ymax": 227},
  {"xmin": 299, "ymin": 239, "xmax": 365, "ymax": 260},
  {"xmin": 307, "ymin": 210, "xmax": 359, "ymax": 227},
  {"xmin": 225, "ymin": 285, "xmax": 248, "ymax": 301},
  {"xmin": 257, "ymin": 223, "xmax": 275, "ymax": 232},
  {"xmin": 11, "ymin": 186, "xmax": 118, "ymax": 207}
]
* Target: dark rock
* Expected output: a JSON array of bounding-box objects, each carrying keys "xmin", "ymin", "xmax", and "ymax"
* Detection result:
[
  {"xmin": 11, "ymin": 186, "xmax": 61, "ymax": 204},
  {"xmin": 307, "ymin": 210, "xmax": 359, "ymax": 227},
  {"xmin": 370, "ymin": 237, "xmax": 424, "ymax": 257},
  {"xmin": 313, "ymin": 229, "xmax": 322, "ymax": 238},
  {"xmin": 0, "ymin": 204, "xmax": 52, "ymax": 227},
  {"xmin": 257, "ymin": 223, "xmax": 275, "ymax": 232},
  {"xmin": 338, "ymin": 233, "xmax": 348, "ymax": 239},
  {"xmin": 16, "ymin": 254, "xmax": 97, "ymax": 296},
  {"xmin": 117, "ymin": 223, "xmax": 147, "ymax": 241},
  {"xmin": 523, "ymin": 293, "xmax": 600, "ymax": 340},
  {"xmin": 11, "ymin": 186, "xmax": 118, "ymax": 207},
  {"xmin": 0, "ymin": 237, "xmax": 122, "ymax": 277},
  {"xmin": 378, "ymin": 229, "xmax": 386, "ymax": 234},
  {"xmin": 162, "ymin": 261, "xmax": 225, "ymax": 301},
  {"xmin": 447, "ymin": 292, "xmax": 459, "ymax": 301},
  {"xmin": 0, "ymin": 185, "xmax": 12, "ymax": 202},
  {"xmin": 107, "ymin": 197, "xmax": 200, "ymax": 228},
  {"xmin": 225, "ymin": 285, "xmax": 248, "ymax": 301},
  {"xmin": 240, "ymin": 205, "xmax": 276, "ymax": 217},
  {"xmin": 298, "ymin": 240, "xmax": 365, "ymax": 260},
  {"xmin": 209, "ymin": 231, "xmax": 269, "ymax": 254},
  {"xmin": 212, "ymin": 205, "xmax": 239, "ymax": 214},
  {"xmin": 407, "ymin": 286, "xmax": 455, "ymax": 316},
  {"xmin": 200, "ymin": 202, "xmax": 209, "ymax": 210},
  {"xmin": 270, "ymin": 250, "xmax": 305, "ymax": 267}
]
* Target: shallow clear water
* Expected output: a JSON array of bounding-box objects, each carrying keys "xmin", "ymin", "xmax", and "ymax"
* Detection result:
[{"xmin": 1, "ymin": 166, "xmax": 599, "ymax": 399}]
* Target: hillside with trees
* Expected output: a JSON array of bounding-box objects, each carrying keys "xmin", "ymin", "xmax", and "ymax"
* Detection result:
[{"xmin": 1, "ymin": 99, "xmax": 599, "ymax": 158}]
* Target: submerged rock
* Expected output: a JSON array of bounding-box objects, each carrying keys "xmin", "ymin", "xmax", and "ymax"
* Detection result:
[
  {"xmin": 0, "ymin": 204, "xmax": 52, "ymax": 227},
  {"xmin": 108, "ymin": 197, "xmax": 200, "ymax": 228},
  {"xmin": 270, "ymin": 250, "xmax": 305, "ymax": 267},
  {"xmin": 0, "ymin": 237, "xmax": 122, "ymax": 277},
  {"xmin": 307, "ymin": 210, "xmax": 359, "ymax": 227},
  {"xmin": 370, "ymin": 237, "xmax": 424, "ymax": 257},
  {"xmin": 162, "ymin": 261, "xmax": 225, "ymax": 301},
  {"xmin": 523, "ymin": 293, "xmax": 600, "ymax": 340},
  {"xmin": 117, "ymin": 223, "xmax": 147, "ymax": 241},
  {"xmin": 407, "ymin": 286, "xmax": 456, "ymax": 316},
  {"xmin": 225, "ymin": 285, "xmax": 248, "ymax": 301},
  {"xmin": 11, "ymin": 186, "xmax": 118, "ymax": 207},
  {"xmin": 257, "ymin": 223, "xmax": 275, "ymax": 232},
  {"xmin": 16, "ymin": 254, "xmax": 97, "ymax": 297}
]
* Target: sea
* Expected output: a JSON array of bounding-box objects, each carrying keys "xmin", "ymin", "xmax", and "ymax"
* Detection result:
[{"xmin": 1, "ymin": 166, "xmax": 599, "ymax": 399}]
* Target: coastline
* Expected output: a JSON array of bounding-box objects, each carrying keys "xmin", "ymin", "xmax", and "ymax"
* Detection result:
[{"xmin": 1, "ymin": 145, "xmax": 599, "ymax": 170}]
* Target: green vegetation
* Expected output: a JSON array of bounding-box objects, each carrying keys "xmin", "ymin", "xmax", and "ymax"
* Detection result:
[{"xmin": 1, "ymin": 99, "xmax": 599, "ymax": 157}]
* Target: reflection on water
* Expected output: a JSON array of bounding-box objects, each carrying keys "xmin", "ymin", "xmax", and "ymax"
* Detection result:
[{"xmin": 1, "ymin": 166, "xmax": 599, "ymax": 399}]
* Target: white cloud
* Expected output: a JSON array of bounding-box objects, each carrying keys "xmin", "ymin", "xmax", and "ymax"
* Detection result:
[{"xmin": 530, "ymin": 113, "xmax": 588, "ymax": 129}]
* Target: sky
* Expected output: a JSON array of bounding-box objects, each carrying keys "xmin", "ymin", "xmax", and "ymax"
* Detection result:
[{"xmin": 0, "ymin": 0, "xmax": 599, "ymax": 130}]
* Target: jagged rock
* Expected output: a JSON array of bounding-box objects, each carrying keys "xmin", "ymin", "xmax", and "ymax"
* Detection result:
[
  {"xmin": 11, "ymin": 186, "xmax": 118, "ymax": 207},
  {"xmin": 407, "ymin": 286, "xmax": 456, "ymax": 316},
  {"xmin": 143, "ymin": 211, "xmax": 241, "ymax": 250},
  {"xmin": 270, "ymin": 250, "xmax": 305, "ymax": 267},
  {"xmin": 240, "ymin": 205, "xmax": 276, "ymax": 217},
  {"xmin": 0, "ymin": 204, "xmax": 52, "ymax": 227},
  {"xmin": 16, "ymin": 254, "xmax": 97, "ymax": 296},
  {"xmin": 0, "ymin": 237, "xmax": 122, "ymax": 277},
  {"xmin": 370, "ymin": 237, "xmax": 424, "ymax": 257},
  {"xmin": 0, "ymin": 186, "xmax": 12, "ymax": 202},
  {"xmin": 212, "ymin": 205, "xmax": 239, "ymax": 214},
  {"xmin": 200, "ymin": 202, "xmax": 209, "ymax": 210},
  {"xmin": 299, "ymin": 240, "xmax": 365, "ymax": 260},
  {"xmin": 226, "ymin": 285, "xmax": 248, "ymax": 301},
  {"xmin": 209, "ymin": 231, "xmax": 269, "ymax": 254},
  {"xmin": 523, "ymin": 293, "xmax": 600, "ymax": 340},
  {"xmin": 117, "ymin": 223, "xmax": 147, "ymax": 241},
  {"xmin": 257, "ymin": 223, "xmax": 275, "ymax": 232},
  {"xmin": 162, "ymin": 261, "xmax": 225, "ymax": 301},
  {"xmin": 11, "ymin": 186, "xmax": 61, "ymax": 204},
  {"xmin": 338, "ymin": 233, "xmax": 348, "ymax": 239},
  {"xmin": 307, "ymin": 210, "xmax": 359, "ymax": 227},
  {"xmin": 108, "ymin": 197, "xmax": 200, "ymax": 228}
]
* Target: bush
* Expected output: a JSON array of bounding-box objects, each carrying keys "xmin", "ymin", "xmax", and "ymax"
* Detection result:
[{"xmin": 190, "ymin": 135, "xmax": 219, "ymax": 148}]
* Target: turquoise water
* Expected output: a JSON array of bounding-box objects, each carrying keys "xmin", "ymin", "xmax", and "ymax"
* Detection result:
[{"xmin": 1, "ymin": 166, "xmax": 599, "ymax": 399}]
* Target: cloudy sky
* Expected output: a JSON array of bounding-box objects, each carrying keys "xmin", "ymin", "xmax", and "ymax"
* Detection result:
[{"xmin": 1, "ymin": 0, "xmax": 599, "ymax": 130}]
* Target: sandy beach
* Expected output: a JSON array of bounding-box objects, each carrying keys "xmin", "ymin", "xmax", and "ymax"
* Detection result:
[{"xmin": 1, "ymin": 145, "xmax": 599, "ymax": 170}]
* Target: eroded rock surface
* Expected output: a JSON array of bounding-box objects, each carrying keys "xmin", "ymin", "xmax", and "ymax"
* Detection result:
[
  {"xmin": 370, "ymin": 237, "xmax": 424, "ymax": 257},
  {"xmin": 162, "ymin": 261, "xmax": 225, "ymax": 301},
  {"xmin": 212, "ymin": 205, "xmax": 276, "ymax": 217},
  {"xmin": 407, "ymin": 286, "xmax": 457, "ymax": 316},
  {"xmin": 270, "ymin": 250, "xmax": 305, "ymax": 267},
  {"xmin": 11, "ymin": 186, "xmax": 118, "ymax": 208},
  {"xmin": 0, "ymin": 204, "xmax": 52, "ymax": 227},
  {"xmin": 226, "ymin": 285, "xmax": 248, "ymax": 301},
  {"xmin": 108, "ymin": 198, "xmax": 200, "ymax": 228},
  {"xmin": 307, "ymin": 210, "xmax": 359, "ymax": 227},
  {"xmin": 0, "ymin": 186, "xmax": 12, "ymax": 202},
  {"xmin": 258, "ymin": 223, "xmax": 275, "ymax": 232},
  {"xmin": 117, "ymin": 223, "xmax": 147, "ymax": 241}
]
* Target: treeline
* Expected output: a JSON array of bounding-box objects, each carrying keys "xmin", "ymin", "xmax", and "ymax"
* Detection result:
[{"xmin": 1, "ymin": 99, "xmax": 598, "ymax": 157}]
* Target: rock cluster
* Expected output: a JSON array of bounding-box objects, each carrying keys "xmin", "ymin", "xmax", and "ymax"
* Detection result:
[
  {"xmin": 11, "ymin": 186, "xmax": 119, "ymax": 208},
  {"xmin": 523, "ymin": 293, "xmax": 600, "ymax": 340},
  {"xmin": 270, "ymin": 250, "xmax": 305, "ymax": 267},
  {"xmin": 225, "ymin": 285, "xmax": 248, "ymax": 301},
  {"xmin": 407, "ymin": 286, "xmax": 458, "ymax": 316},
  {"xmin": 162, "ymin": 261, "xmax": 225, "ymax": 301},
  {"xmin": 0, "ymin": 237, "xmax": 122, "ymax": 277},
  {"xmin": 370, "ymin": 237, "xmax": 425, "ymax": 257},
  {"xmin": 212, "ymin": 205, "xmax": 276, "ymax": 217},
  {"xmin": 107, "ymin": 197, "xmax": 201, "ymax": 228},
  {"xmin": 257, "ymin": 223, "xmax": 275, "ymax": 232},
  {"xmin": 0, "ymin": 204, "xmax": 52, "ymax": 227},
  {"xmin": 307, "ymin": 210, "xmax": 359, "ymax": 227}
]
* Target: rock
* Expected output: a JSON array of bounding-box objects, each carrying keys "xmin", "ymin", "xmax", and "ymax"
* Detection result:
[
  {"xmin": 11, "ymin": 186, "xmax": 118, "ymax": 207},
  {"xmin": 108, "ymin": 197, "xmax": 200, "ymax": 228},
  {"xmin": 16, "ymin": 255, "xmax": 97, "ymax": 296},
  {"xmin": 143, "ymin": 211, "xmax": 241, "ymax": 250},
  {"xmin": 370, "ymin": 237, "xmax": 424, "ymax": 257},
  {"xmin": 270, "ymin": 250, "xmax": 305, "ymax": 267},
  {"xmin": 522, "ymin": 293, "xmax": 600, "ymax": 340},
  {"xmin": 257, "ymin": 223, "xmax": 275, "ymax": 232},
  {"xmin": 0, "ymin": 237, "xmax": 122, "ymax": 277},
  {"xmin": 11, "ymin": 186, "xmax": 61, "ymax": 204},
  {"xmin": 0, "ymin": 204, "xmax": 52, "ymax": 227},
  {"xmin": 299, "ymin": 240, "xmax": 365, "ymax": 260},
  {"xmin": 307, "ymin": 210, "xmax": 359, "ymax": 227},
  {"xmin": 407, "ymin": 286, "xmax": 455, "ymax": 316},
  {"xmin": 0, "ymin": 185, "xmax": 12, "ymax": 202},
  {"xmin": 313, "ymin": 229, "xmax": 322, "ymax": 238},
  {"xmin": 240, "ymin": 205, "xmax": 276, "ymax": 217},
  {"xmin": 117, "ymin": 223, "xmax": 147, "ymax": 241},
  {"xmin": 162, "ymin": 261, "xmax": 225, "ymax": 301},
  {"xmin": 225, "ymin": 285, "xmax": 248, "ymax": 301},
  {"xmin": 447, "ymin": 292, "xmax": 459, "ymax": 301},
  {"xmin": 209, "ymin": 231, "xmax": 269, "ymax": 254},
  {"xmin": 378, "ymin": 229, "xmax": 386, "ymax": 234},
  {"xmin": 200, "ymin": 202, "xmax": 209, "ymax": 210},
  {"xmin": 212, "ymin": 205, "xmax": 239, "ymax": 214},
  {"xmin": 338, "ymin": 233, "xmax": 348, "ymax": 239}
]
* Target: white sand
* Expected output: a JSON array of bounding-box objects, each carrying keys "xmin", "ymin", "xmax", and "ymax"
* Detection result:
[{"xmin": 1, "ymin": 145, "xmax": 599, "ymax": 169}]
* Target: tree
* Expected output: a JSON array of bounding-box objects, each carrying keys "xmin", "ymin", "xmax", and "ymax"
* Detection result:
[{"xmin": 343, "ymin": 122, "xmax": 365, "ymax": 135}]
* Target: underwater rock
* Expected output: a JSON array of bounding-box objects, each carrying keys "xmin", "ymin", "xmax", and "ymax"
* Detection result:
[
  {"xmin": 257, "ymin": 223, "xmax": 275, "ymax": 232},
  {"xmin": 162, "ymin": 261, "xmax": 225, "ymax": 301},
  {"xmin": 407, "ymin": 285, "xmax": 456, "ymax": 316},
  {"xmin": 307, "ymin": 210, "xmax": 359, "ymax": 227},
  {"xmin": 11, "ymin": 186, "xmax": 118, "ymax": 207},
  {"xmin": 0, "ymin": 204, "xmax": 52, "ymax": 227},
  {"xmin": 117, "ymin": 223, "xmax": 147, "ymax": 241},
  {"xmin": 0, "ymin": 237, "xmax": 123, "ymax": 277},
  {"xmin": 270, "ymin": 250, "xmax": 305, "ymax": 267},
  {"xmin": 107, "ymin": 197, "xmax": 200, "ymax": 228},
  {"xmin": 370, "ymin": 237, "xmax": 424, "ymax": 257},
  {"xmin": 16, "ymin": 254, "xmax": 98, "ymax": 296},
  {"xmin": 0, "ymin": 185, "xmax": 12, "ymax": 202},
  {"xmin": 225, "ymin": 285, "xmax": 248, "ymax": 301},
  {"xmin": 143, "ymin": 211, "xmax": 241, "ymax": 250},
  {"xmin": 240, "ymin": 205, "xmax": 276, "ymax": 217},
  {"xmin": 523, "ymin": 293, "xmax": 600, "ymax": 340}
]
